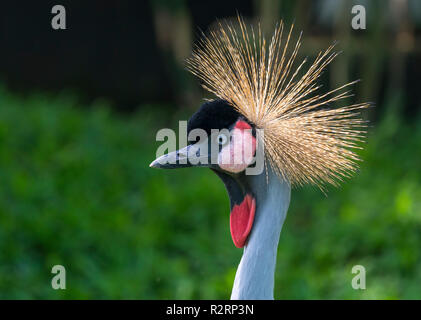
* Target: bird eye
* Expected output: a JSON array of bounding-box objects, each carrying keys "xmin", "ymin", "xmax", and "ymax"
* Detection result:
[{"xmin": 217, "ymin": 133, "xmax": 228, "ymax": 146}]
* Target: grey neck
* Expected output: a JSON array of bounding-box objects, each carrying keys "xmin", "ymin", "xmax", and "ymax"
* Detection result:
[{"xmin": 230, "ymin": 169, "xmax": 291, "ymax": 300}]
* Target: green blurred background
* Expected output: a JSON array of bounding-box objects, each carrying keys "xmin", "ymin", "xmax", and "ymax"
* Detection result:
[{"xmin": 0, "ymin": 0, "xmax": 420, "ymax": 299}]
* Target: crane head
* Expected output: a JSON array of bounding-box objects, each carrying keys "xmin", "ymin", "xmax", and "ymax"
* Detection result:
[
  {"xmin": 150, "ymin": 99, "xmax": 259, "ymax": 248},
  {"xmin": 150, "ymin": 15, "xmax": 369, "ymax": 248}
]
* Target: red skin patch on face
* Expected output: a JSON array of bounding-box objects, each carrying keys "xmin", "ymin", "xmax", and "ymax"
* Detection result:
[
  {"xmin": 234, "ymin": 120, "xmax": 252, "ymax": 130},
  {"xmin": 230, "ymin": 194, "xmax": 256, "ymax": 248}
]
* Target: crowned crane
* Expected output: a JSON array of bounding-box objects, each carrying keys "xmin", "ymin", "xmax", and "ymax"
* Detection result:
[{"xmin": 150, "ymin": 17, "xmax": 368, "ymax": 300}]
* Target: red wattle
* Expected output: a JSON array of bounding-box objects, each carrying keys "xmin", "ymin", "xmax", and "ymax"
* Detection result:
[{"xmin": 229, "ymin": 194, "xmax": 256, "ymax": 248}]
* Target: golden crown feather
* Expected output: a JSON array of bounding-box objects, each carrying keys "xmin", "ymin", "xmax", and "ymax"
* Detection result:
[{"xmin": 186, "ymin": 16, "xmax": 369, "ymax": 189}]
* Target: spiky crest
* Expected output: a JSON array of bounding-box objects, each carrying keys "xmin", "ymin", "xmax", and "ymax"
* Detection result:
[{"xmin": 186, "ymin": 16, "xmax": 369, "ymax": 188}]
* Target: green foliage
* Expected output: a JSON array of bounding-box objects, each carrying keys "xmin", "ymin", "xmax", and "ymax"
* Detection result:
[{"xmin": 0, "ymin": 88, "xmax": 420, "ymax": 299}]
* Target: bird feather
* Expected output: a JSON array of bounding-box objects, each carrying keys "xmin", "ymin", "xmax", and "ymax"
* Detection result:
[{"xmin": 186, "ymin": 15, "xmax": 369, "ymax": 189}]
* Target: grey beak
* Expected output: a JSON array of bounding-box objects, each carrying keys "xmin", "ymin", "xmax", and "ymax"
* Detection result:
[
  {"xmin": 149, "ymin": 140, "xmax": 212, "ymax": 169},
  {"xmin": 149, "ymin": 145, "xmax": 192, "ymax": 169}
]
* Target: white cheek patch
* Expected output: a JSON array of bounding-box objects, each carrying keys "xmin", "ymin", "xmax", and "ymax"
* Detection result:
[{"xmin": 218, "ymin": 126, "xmax": 256, "ymax": 173}]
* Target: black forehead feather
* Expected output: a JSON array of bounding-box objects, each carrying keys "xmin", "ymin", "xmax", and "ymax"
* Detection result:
[{"xmin": 187, "ymin": 99, "xmax": 243, "ymax": 134}]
